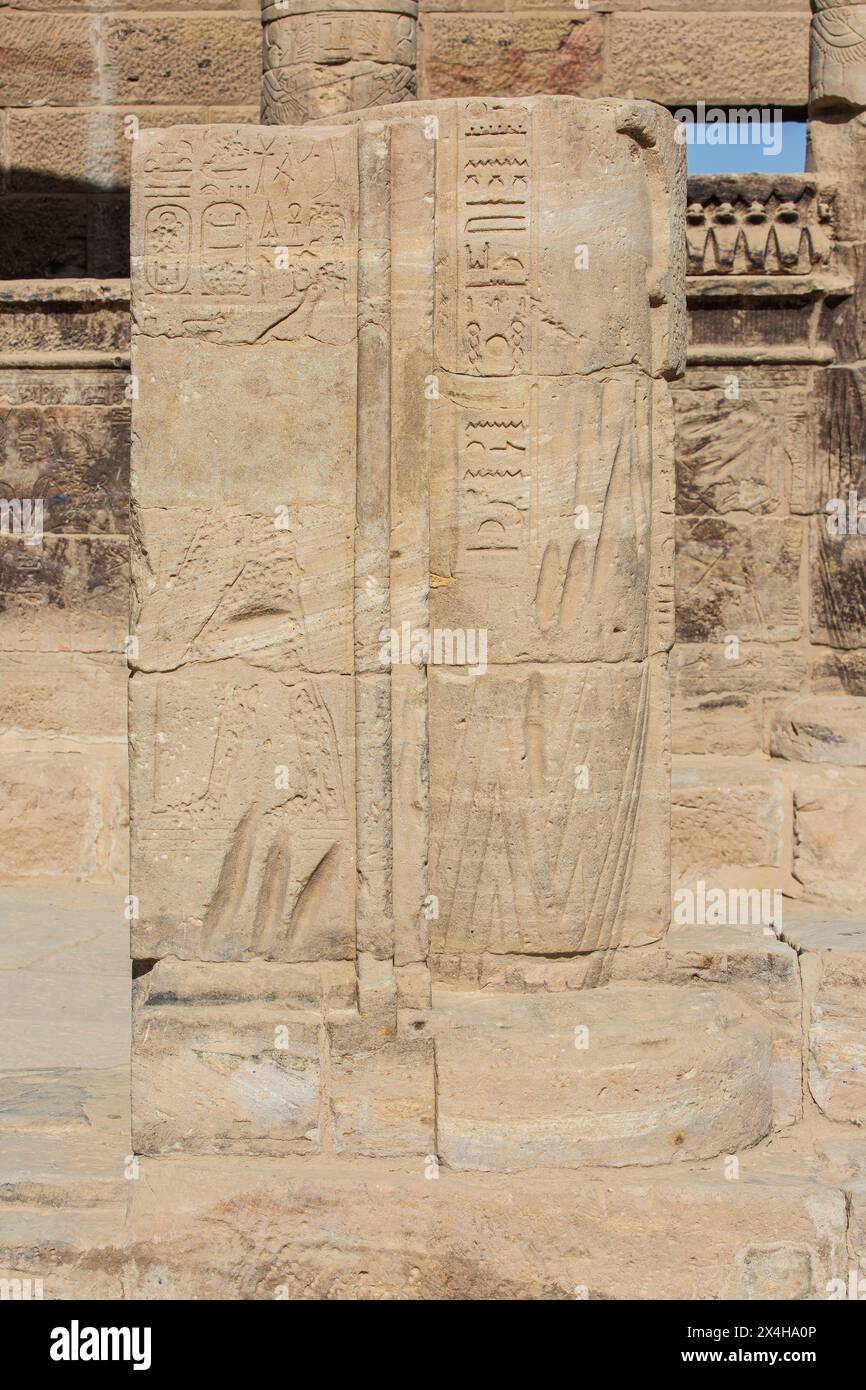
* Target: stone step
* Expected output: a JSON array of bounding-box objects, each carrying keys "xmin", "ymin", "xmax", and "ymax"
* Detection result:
[{"xmin": 0, "ymin": 1152, "xmax": 855, "ymax": 1301}]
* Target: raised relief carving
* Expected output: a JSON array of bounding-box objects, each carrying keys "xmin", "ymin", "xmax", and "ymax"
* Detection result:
[{"xmin": 810, "ymin": 1, "xmax": 866, "ymax": 110}]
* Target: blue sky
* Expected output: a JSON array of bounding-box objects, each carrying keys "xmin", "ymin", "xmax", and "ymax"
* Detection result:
[{"xmin": 685, "ymin": 120, "xmax": 807, "ymax": 174}]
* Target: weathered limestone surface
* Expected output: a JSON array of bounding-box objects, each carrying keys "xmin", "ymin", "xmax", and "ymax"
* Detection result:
[
  {"xmin": 416, "ymin": 6, "xmax": 810, "ymax": 107},
  {"xmin": 793, "ymin": 767, "xmax": 866, "ymax": 906},
  {"xmin": 771, "ymin": 695, "xmax": 866, "ymax": 764},
  {"xmin": 434, "ymin": 985, "xmax": 774, "ymax": 1170},
  {"xmin": 783, "ymin": 913, "xmax": 866, "ymax": 1124},
  {"xmin": 129, "ymin": 96, "xmax": 685, "ymax": 1159},
  {"xmin": 673, "ymin": 759, "xmax": 792, "ymax": 894},
  {"xmin": 807, "ymin": 949, "xmax": 866, "ymax": 1122},
  {"xmin": 418, "ymin": 10, "xmax": 603, "ymax": 99},
  {"xmin": 606, "ymin": 11, "xmax": 810, "ymax": 105}
]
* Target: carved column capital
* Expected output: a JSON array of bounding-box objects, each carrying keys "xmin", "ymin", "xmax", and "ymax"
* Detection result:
[
  {"xmin": 261, "ymin": 0, "xmax": 418, "ymax": 125},
  {"xmin": 810, "ymin": 0, "xmax": 866, "ymax": 111}
]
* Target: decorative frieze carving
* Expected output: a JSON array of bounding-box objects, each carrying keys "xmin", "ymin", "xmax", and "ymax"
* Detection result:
[{"xmin": 686, "ymin": 176, "xmax": 834, "ymax": 277}]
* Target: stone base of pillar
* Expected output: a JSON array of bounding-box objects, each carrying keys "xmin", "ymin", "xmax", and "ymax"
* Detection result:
[
  {"xmin": 129, "ymin": 974, "xmax": 781, "ymax": 1165},
  {"xmin": 1, "ymin": 1141, "xmax": 855, "ymax": 1300}
]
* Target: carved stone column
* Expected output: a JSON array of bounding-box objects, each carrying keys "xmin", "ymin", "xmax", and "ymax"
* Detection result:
[
  {"xmin": 126, "ymin": 100, "xmax": 783, "ymax": 1175},
  {"xmin": 808, "ymin": 3, "xmax": 866, "ymax": 665},
  {"xmin": 261, "ymin": 0, "xmax": 417, "ymax": 124}
]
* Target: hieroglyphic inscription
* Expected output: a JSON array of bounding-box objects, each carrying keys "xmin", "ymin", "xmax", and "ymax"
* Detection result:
[
  {"xmin": 459, "ymin": 104, "xmax": 532, "ymax": 378},
  {"xmin": 136, "ymin": 126, "xmax": 355, "ymax": 345},
  {"xmin": 131, "ymin": 99, "xmax": 677, "ymax": 1004},
  {"xmin": 460, "ymin": 413, "xmax": 530, "ymax": 557},
  {"xmin": 130, "ymin": 124, "xmax": 358, "ymax": 970},
  {"xmin": 424, "ymin": 100, "xmax": 675, "ymax": 974}
]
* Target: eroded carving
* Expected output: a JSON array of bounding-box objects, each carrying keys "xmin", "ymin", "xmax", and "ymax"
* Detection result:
[
  {"xmin": 811, "ymin": 1, "xmax": 866, "ymax": 111},
  {"xmin": 133, "ymin": 126, "xmax": 356, "ymax": 346},
  {"xmin": 261, "ymin": 1, "xmax": 417, "ymax": 124}
]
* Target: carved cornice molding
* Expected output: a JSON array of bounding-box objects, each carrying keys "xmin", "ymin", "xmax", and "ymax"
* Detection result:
[{"xmin": 686, "ymin": 176, "xmax": 834, "ymax": 277}]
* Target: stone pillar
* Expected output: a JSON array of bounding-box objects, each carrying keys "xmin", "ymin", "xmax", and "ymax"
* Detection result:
[
  {"xmin": 261, "ymin": 0, "xmax": 417, "ymax": 124},
  {"xmin": 129, "ymin": 99, "xmax": 695, "ymax": 1166},
  {"xmin": 807, "ymin": 5, "xmax": 866, "ymax": 665}
]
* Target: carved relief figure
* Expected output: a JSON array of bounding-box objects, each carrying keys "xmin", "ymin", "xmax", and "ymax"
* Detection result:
[{"xmin": 810, "ymin": 1, "xmax": 866, "ymax": 109}]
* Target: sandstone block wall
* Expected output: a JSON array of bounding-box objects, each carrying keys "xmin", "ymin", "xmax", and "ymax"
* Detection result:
[
  {"xmin": 0, "ymin": 1, "xmax": 260, "ymax": 278},
  {"xmin": 670, "ymin": 166, "xmax": 866, "ymax": 909},
  {"xmin": 0, "ymin": 283, "xmax": 130, "ymax": 883},
  {"xmin": 419, "ymin": 0, "xmax": 811, "ymax": 107},
  {"xmin": 0, "ymin": 0, "xmax": 812, "ymax": 279}
]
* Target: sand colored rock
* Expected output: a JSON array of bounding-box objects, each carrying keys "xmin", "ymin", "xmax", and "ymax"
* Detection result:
[
  {"xmin": 771, "ymin": 695, "xmax": 866, "ymax": 764},
  {"xmin": 783, "ymin": 913, "xmax": 866, "ymax": 1123},
  {"xmin": 2, "ymin": 1153, "xmax": 850, "ymax": 1302},
  {"xmin": 434, "ymin": 985, "xmax": 774, "ymax": 1170},
  {"xmin": 793, "ymin": 766, "xmax": 866, "ymax": 906}
]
